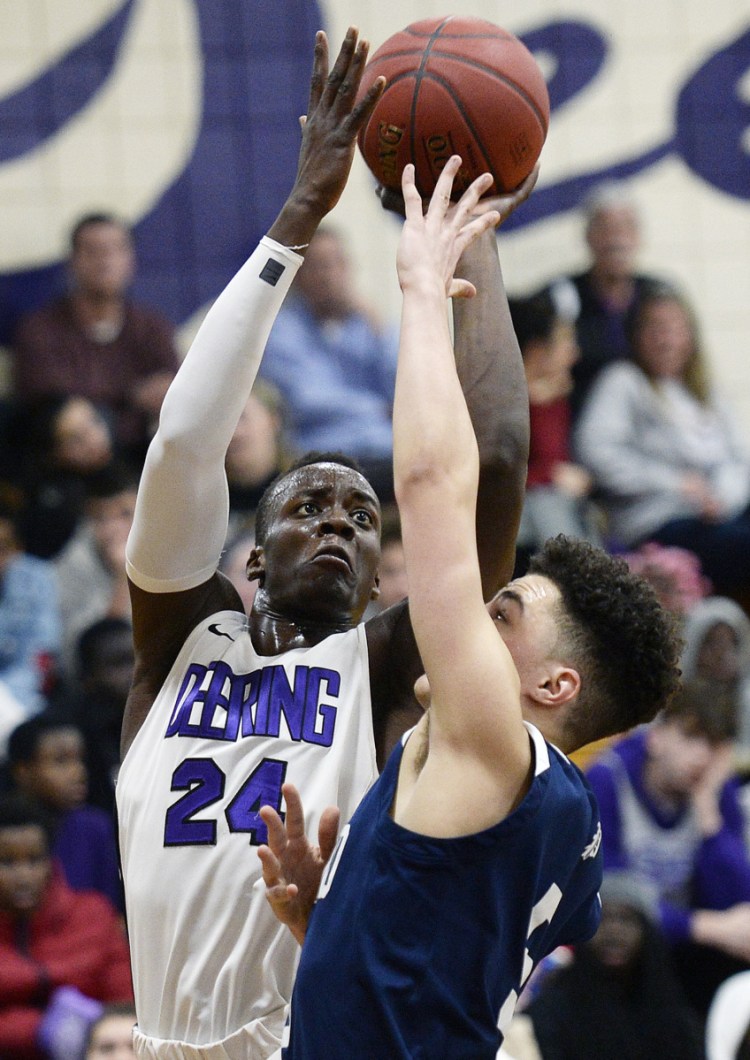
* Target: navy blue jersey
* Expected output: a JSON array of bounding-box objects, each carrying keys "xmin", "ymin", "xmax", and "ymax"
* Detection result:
[{"xmin": 284, "ymin": 723, "xmax": 602, "ymax": 1059}]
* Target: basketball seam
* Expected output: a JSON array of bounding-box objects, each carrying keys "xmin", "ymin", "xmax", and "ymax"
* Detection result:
[
  {"xmin": 368, "ymin": 42, "xmax": 548, "ymax": 138},
  {"xmin": 403, "ymin": 19, "xmax": 514, "ymax": 43},
  {"xmin": 421, "ymin": 64, "xmax": 548, "ymax": 135},
  {"xmin": 408, "ymin": 24, "xmax": 447, "ymax": 183},
  {"xmin": 415, "ymin": 72, "xmax": 497, "ymax": 187}
]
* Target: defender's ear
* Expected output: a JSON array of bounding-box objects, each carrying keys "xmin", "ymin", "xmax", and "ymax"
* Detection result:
[
  {"xmin": 246, "ymin": 546, "xmax": 265, "ymax": 585},
  {"xmin": 369, "ymin": 572, "xmax": 381, "ymax": 602},
  {"xmin": 533, "ymin": 664, "xmax": 581, "ymax": 708}
]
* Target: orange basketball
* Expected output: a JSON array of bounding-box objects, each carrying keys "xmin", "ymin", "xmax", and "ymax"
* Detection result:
[{"xmin": 357, "ymin": 16, "xmax": 549, "ymax": 199}]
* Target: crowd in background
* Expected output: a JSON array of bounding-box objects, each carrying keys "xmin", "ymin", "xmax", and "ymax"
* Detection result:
[{"xmin": 1, "ymin": 180, "xmax": 750, "ymax": 1058}]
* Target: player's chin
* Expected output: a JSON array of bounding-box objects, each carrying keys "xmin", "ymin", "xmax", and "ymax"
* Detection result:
[{"xmin": 299, "ymin": 581, "xmax": 363, "ymax": 621}]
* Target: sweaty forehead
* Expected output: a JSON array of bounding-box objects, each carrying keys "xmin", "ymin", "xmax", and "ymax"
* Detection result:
[{"xmin": 277, "ymin": 463, "xmax": 379, "ymax": 508}]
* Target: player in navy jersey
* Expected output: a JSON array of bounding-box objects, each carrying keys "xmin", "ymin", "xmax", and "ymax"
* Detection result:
[{"xmin": 260, "ymin": 158, "xmax": 682, "ymax": 1058}]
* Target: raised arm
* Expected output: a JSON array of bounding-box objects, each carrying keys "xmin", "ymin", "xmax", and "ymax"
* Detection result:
[
  {"xmin": 452, "ymin": 204, "xmax": 534, "ymax": 598},
  {"xmin": 122, "ymin": 29, "xmax": 384, "ymax": 751},
  {"xmin": 376, "ymin": 176, "xmax": 535, "ymax": 598},
  {"xmin": 366, "ymin": 173, "xmax": 537, "ymax": 763},
  {"xmin": 393, "ymin": 159, "xmax": 531, "ymax": 828}
]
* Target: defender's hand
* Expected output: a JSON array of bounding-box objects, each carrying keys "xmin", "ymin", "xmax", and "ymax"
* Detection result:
[{"xmin": 259, "ymin": 783, "xmax": 340, "ymax": 945}]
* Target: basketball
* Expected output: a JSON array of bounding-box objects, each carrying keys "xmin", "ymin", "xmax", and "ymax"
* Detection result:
[{"xmin": 356, "ymin": 16, "xmax": 550, "ymax": 199}]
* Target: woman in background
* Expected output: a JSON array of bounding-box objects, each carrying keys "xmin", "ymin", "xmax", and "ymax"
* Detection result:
[{"xmin": 575, "ymin": 282, "xmax": 750, "ymax": 595}]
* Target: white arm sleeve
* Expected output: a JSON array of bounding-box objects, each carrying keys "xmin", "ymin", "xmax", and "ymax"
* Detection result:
[{"xmin": 126, "ymin": 237, "xmax": 303, "ymax": 593}]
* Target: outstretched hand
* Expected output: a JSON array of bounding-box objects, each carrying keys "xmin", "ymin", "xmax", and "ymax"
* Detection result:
[
  {"xmin": 378, "ymin": 162, "xmax": 539, "ymax": 226},
  {"xmin": 396, "ymin": 157, "xmax": 501, "ymax": 300},
  {"xmin": 258, "ymin": 783, "xmax": 340, "ymax": 945},
  {"xmin": 282, "ymin": 28, "xmax": 385, "ymax": 231}
]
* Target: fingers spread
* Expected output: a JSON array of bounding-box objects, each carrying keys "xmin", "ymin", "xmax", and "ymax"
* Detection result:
[
  {"xmin": 258, "ymin": 844, "xmax": 282, "ymax": 887},
  {"xmin": 280, "ymin": 782, "xmax": 306, "ymax": 840},
  {"xmin": 307, "ymin": 31, "xmax": 329, "ymax": 118},
  {"xmin": 259, "ymin": 806, "xmax": 287, "ymax": 855},
  {"xmin": 427, "ymin": 155, "xmax": 463, "ymax": 218},
  {"xmin": 318, "ymin": 806, "xmax": 341, "ymax": 864}
]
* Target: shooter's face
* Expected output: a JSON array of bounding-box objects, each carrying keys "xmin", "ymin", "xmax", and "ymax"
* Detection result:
[{"xmin": 256, "ymin": 463, "xmax": 381, "ymax": 624}]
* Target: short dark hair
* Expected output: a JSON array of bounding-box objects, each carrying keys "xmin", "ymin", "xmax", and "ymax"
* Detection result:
[
  {"xmin": 254, "ymin": 450, "xmax": 375, "ymax": 545},
  {"xmin": 508, "ymin": 290, "xmax": 558, "ymax": 352},
  {"xmin": 7, "ymin": 712, "xmax": 81, "ymax": 767},
  {"xmin": 0, "ymin": 791, "xmax": 54, "ymax": 847},
  {"xmin": 528, "ymin": 535, "xmax": 682, "ymax": 749},
  {"xmin": 70, "ymin": 212, "xmax": 130, "ymax": 251}
]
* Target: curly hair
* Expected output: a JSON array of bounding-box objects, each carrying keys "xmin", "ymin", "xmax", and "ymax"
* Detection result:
[
  {"xmin": 254, "ymin": 450, "xmax": 376, "ymax": 545},
  {"xmin": 528, "ymin": 535, "xmax": 682, "ymax": 749}
]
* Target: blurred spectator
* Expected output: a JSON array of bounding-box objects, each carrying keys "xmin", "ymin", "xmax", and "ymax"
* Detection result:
[
  {"xmin": 225, "ymin": 380, "xmax": 295, "ymax": 540},
  {"xmin": 0, "ymin": 500, "xmax": 60, "ymax": 719},
  {"xmin": 706, "ymin": 969, "xmax": 750, "ymax": 1060},
  {"xmin": 259, "ymin": 225, "xmax": 398, "ymax": 502},
  {"xmin": 7, "ymin": 713, "xmax": 122, "ymax": 911},
  {"xmin": 575, "ymin": 282, "xmax": 750, "ymax": 595},
  {"xmin": 0, "ymin": 792, "xmax": 132, "ymax": 1060},
  {"xmin": 508, "ymin": 289, "xmax": 602, "ymax": 557},
  {"xmin": 504, "ymin": 871, "xmax": 703, "ymax": 1059},
  {"xmin": 63, "ymin": 618, "xmax": 134, "ymax": 816},
  {"xmin": 681, "ymin": 596, "xmax": 750, "ymax": 755},
  {"xmin": 623, "ymin": 542, "xmax": 711, "ymax": 622},
  {"xmin": 218, "ymin": 529, "xmax": 258, "ymax": 617},
  {"xmin": 11, "ymin": 213, "xmax": 179, "ymax": 462},
  {"xmin": 586, "ymin": 681, "xmax": 750, "ymax": 1015},
  {"xmin": 84, "ymin": 1003, "xmax": 136, "ymax": 1060},
  {"xmin": 546, "ymin": 181, "xmax": 664, "ymax": 419},
  {"xmin": 54, "ymin": 464, "xmax": 135, "ymax": 680},
  {"xmin": 12, "ymin": 395, "xmax": 116, "ymax": 559}
]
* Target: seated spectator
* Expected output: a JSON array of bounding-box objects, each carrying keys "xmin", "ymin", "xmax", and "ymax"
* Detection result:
[
  {"xmin": 504, "ymin": 871, "xmax": 703, "ymax": 1059},
  {"xmin": 63, "ymin": 617, "xmax": 134, "ymax": 816},
  {"xmin": 575, "ymin": 282, "xmax": 750, "ymax": 595},
  {"xmin": 508, "ymin": 289, "xmax": 602, "ymax": 559},
  {"xmin": 54, "ymin": 464, "xmax": 135, "ymax": 680},
  {"xmin": 0, "ymin": 793, "xmax": 132, "ymax": 1060},
  {"xmin": 706, "ymin": 969, "xmax": 750, "ymax": 1060},
  {"xmin": 225, "ymin": 380, "xmax": 295, "ymax": 540},
  {"xmin": 545, "ymin": 181, "xmax": 665, "ymax": 420},
  {"xmin": 681, "ymin": 596, "xmax": 750, "ymax": 758},
  {"xmin": 0, "ymin": 500, "xmax": 60, "ymax": 718},
  {"xmin": 12, "ymin": 213, "xmax": 179, "ymax": 462},
  {"xmin": 586, "ymin": 681, "xmax": 750, "ymax": 1015},
  {"xmin": 7, "ymin": 713, "xmax": 122, "ymax": 911},
  {"xmin": 12, "ymin": 394, "xmax": 116, "ymax": 559},
  {"xmin": 84, "ymin": 1003, "xmax": 137, "ymax": 1060},
  {"xmin": 259, "ymin": 225, "xmax": 398, "ymax": 502}
]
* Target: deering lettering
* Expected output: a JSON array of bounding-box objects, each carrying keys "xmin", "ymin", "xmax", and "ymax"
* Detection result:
[{"xmin": 165, "ymin": 660, "xmax": 340, "ymax": 746}]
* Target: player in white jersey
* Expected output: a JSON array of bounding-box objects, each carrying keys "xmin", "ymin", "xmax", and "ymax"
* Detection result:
[{"xmin": 117, "ymin": 27, "xmax": 536, "ymax": 1060}]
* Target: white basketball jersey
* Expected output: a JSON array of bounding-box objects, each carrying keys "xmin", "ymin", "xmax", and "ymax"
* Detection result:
[{"xmin": 117, "ymin": 611, "xmax": 376, "ymax": 1053}]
